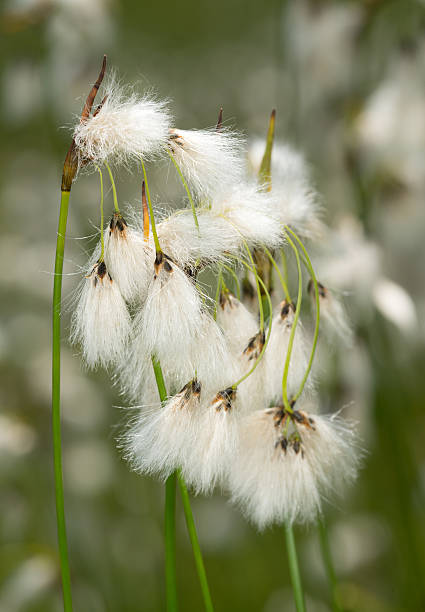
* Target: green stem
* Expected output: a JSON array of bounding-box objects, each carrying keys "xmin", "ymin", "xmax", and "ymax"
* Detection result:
[
  {"xmin": 231, "ymin": 273, "xmax": 272, "ymax": 389},
  {"xmin": 263, "ymin": 245, "xmax": 291, "ymax": 303},
  {"xmin": 213, "ymin": 267, "xmax": 223, "ymax": 320},
  {"xmin": 284, "ymin": 524, "xmax": 306, "ymax": 612},
  {"xmin": 318, "ymin": 520, "xmax": 342, "ymax": 612},
  {"xmin": 151, "ymin": 356, "xmax": 178, "ymax": 611},
  {"xmin": 177, "ymin": 473, "xmax": 214, "ymax": 612},
  {"xmin": 221, "ymin": 263, "xmax": 241, "ymax": 300},
  {"xmin": 243, "ymin": 244, "xmax": 264, "ymax": 332},
  {"xmin": 281, "ymin": 231, "xmax": 303, "ymax": 412},
  {"xmin": 226, "ymin": 254, "xmax": 273, "ymax": 389},
  {"xmin": 167, "ymin": 148, "xmax": 199, "ymax": 231},
  {"xmin": 281, "ymin": 248, "xmax": 289, "ymax": 297},
  {"xmin": 285, "ymin": 227, "xmax": 320, "ymax": 402},
  {"xmin": 140, "ymin": 158, "xmax": 162, "ymax": 253},
  {"xmin": 165, "ymin": 472, "xmax": 178, "ymax": 612},
  {"xmin": 104, "ymin": 162, "xmax": 120, "ymax": 213},
  {"xmin": 52, "ymin": 190, "xmax": 73, "ymax": 611},
  {"xmin": 96, "ymin": 167, "xmax": 105, "ymax": 261},
  {"xmin": 151, "ymin": 356, "xmax": 212, "ymax": 611}
]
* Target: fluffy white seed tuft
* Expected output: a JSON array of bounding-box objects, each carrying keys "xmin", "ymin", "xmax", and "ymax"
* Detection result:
[
  {"xmin": 104, "ymin": 212, "xmax": 154, "ymax": 302},
  {"xmin": 70, "ymin": 261, "xmax": 131, "ymax": 369},
  {"xmin": 248, "ymin": 139, "xmax": 322, "ymax": 237},
  {"xmin": 211, "ymin": 182, "xmax": 284, "ymax": 251},
  {"xmin": 310, "ymin": 281, "xmax": 353, "ymax": 345},
  {"xmin": 180, "ymin": 386, "xmax": 243, "ymax": 494},
  {"xmin": 228, "ymin": 407, "xmax": 359, "ymax": 528},
  {"xmin": 157, "ymin": 209, "xmax": 241, "ymax": 268},
  {"xmin": 124, "ymin": 379, "xmax": 204, "ymax": 478},
  {"xmin": 73, "ymin": 78, "xmax": 172, "ymax": 166},
  {"xmin": 216, "ymin": 292, "xmax": 258, "ymax": 356},
  {"xmin": 169, "ymin": 128, "xmax": 246, "ymax": 199}
]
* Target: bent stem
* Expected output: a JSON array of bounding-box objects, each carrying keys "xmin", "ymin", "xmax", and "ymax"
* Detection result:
[
  {"xmin": 104, "ymin": 162, "xmax": 120, "ymax": 213},
  {"xmin": 166, "ymin": 148, "xmax": 199, "ymax": 231},
  {"xmin": 285, "ymin": 524, "xmax": 306, "ymax": 612},
  {"xmin": 281, "ymin": 231, "xmax": 303, "ymax": 412},
  {"xmin": 52, "ymin": 190, "xmax": 73, "ymax": 611},
  {"xmin": 285, "ymin": 227, "xmax": 320, "ymax": 402},
  {"xmin": 96, "ymin": 167, "xmax": 105, "ymax": 261},
  {"xmin": 177, "ymin": 473, "xmax": 214, "ymax": 612}
]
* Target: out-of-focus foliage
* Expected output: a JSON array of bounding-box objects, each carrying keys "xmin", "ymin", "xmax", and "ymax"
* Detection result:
[{"xmin": 1, "ymin": 1, "xmax": 425, "ymax": 610}]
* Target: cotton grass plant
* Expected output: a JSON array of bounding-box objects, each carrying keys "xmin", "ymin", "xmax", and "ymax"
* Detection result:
[{"xmin": 53, "ymin": 56, "xmax": 361, "ymax": 611}]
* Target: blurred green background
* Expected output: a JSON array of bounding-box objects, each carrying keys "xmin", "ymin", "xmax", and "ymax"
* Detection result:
[{"xmin": 1, "ymin": 0, "xmax": 425, "ymax": 610}]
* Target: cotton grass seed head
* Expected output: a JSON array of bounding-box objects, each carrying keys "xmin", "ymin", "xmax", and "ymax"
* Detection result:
[
  {"xmin": 70, "ymin": 260, "xmax": 131, "ymax": 369},
  {"xmin": 103, "ymin": 212, "xmax": 154, "ymax": 303},
  {"xmin": 168, "ymin": 127, "xmax": 246, "ymax": 200},
  {"xmin": 228, "ymin": 406, "xmax": 360, "ymax": 528},
  {"xmin": 73, "ymin": 76, "xmax": 172, "ymax": 167}
]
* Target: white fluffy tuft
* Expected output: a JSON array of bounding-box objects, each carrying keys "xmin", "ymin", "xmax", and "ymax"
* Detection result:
[
  {"xmin": 169, "ymin": 128, "xmax": 246, "ymax": 199},
  {"xmin": 312, "ymin": 282, "xmax": 353, "ymax": 345},
  {"xmin": 73, "ymin": 78, "xmax": 172, "ymax": 166},
  {"xmin": 249, "ymin": 139, "xmax": 322, "ymax": 237},
  {"xmin": 228, "ymin": 407, "xmax": 360, "ymax": 528},
  {"xmin": 104, "ymin": 212, "xmax": 154, "ymax": 302},
  {"xmin": 70, "ymin": 261, "xmax": 131, "ymax": 369},
  {"xmin": 211, "ymin": 182, "xmax": 285, "ymax": 251},
  {"xmin": 124, "ymin": 380, "xmax": 204, "ymax": 479},
  {"xmin": 180, "ymin": 387, "xmax": 243, "ymax": 494}
]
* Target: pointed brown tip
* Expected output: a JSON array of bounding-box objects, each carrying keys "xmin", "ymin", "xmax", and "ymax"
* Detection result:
[
  {"xmin": 271, "ymin": 108, "xmax": 276, "ymax": 118},
  {"xmin": 81, "ymin": 55, "xmax": 108, "ymax": 122},
  {"xmin": 216, "ymin": 107, "xmax": 223, "ymax": 131}
]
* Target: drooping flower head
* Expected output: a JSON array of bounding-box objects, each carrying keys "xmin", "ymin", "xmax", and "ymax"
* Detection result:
[
  {"xmin": 70, "ymin": 260, "xmax": 131, "ymax": 369},
  {"xmin": 73, "ymin": 76, "xmax": 172, "ymax": 167},
  {"xmin": 229, "ymin": 405, "xmax": 359, "ymax": 528}
]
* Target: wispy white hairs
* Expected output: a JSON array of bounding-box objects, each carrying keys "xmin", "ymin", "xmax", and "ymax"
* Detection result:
[
  {"xmin": 73, "ymin": 78, "xmax": 172, "ymax": 166},
  {"xmin": 104, "ymin": 212, "xmax": 154, "ymax": 302},
  {"xmin": 228, "ymin": 406, "xmax": 359, "ymax": 528},
  {"xmin": 249, "ymin": 139, "xmax": 322, "ymax": 237},
  {"xmin": 70, "ymin": 261, "xmax": 131, "ymax": 369},
  {"xmin": 169, "ymin": 128, "xmax": 246, "ymax": 199}
]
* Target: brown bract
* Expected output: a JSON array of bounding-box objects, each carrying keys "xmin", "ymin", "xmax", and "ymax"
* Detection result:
[{"xmin": 61, "ymin": 55, "xmax": 107, "ymax": 192}]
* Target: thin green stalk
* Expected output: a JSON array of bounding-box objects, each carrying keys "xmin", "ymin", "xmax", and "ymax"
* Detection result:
[
  {"xmin": 166, "ymin": 148, "xmax": 199, "ymax": 231},
  {"xmin": 285, "ymin": 227, "xmax": 320, "ymax": 402},
  {"xmin": 263, "ymin": 245, "xmax": 291, "ymax": 303},
  {"xmin": 284, "ymin": 524, "xmax": 306, "ymax": 612},
  {"xmin": 52, "ymin": 190, "xmax": 73, "ymax": 611},
  {"xmin": 177, "ymin": 473, "xmax": 214, "ymax": 612},
  {"xmin": 231, "ymin": 273, "xmax": 272, "ymax": 389},
  {"xmin": 104, "ymin": 162, "xmax": 120, "ymax": 213},
  {"xmin": 243, "ymin": 244, "xmax": 264, "ymax": 332},
  {"xmin": 213, "ymin": 267, "xmax": 223, "ymax": 320},
  {"xmin": 281, "ymin": 248, "xmax": 289, "ymax": 295},
  {"xmin": 165, "ymin": 473, "xmax": 178, "ymax": 612},
  {"xmin": 140, "ymin": 158, "xmax": 162, "ymax": 253},
  {"xmin": 221, "ymin": 263, "xmax": 241, "ymax": 300},
  {"xmin": 151, "ymin": 356, "xmax": 178, "ymax": 611},
  {"xmin": 151, "ymin": 356, "xmax": 213, "ymax": 611},
  {"xmin": 281, "ymin": 231, "xmax": 303, "ymax": 412},
  {"xmin": 96, "ymin": 167, "xmax": 105, "ymax": 261},
  {"xmin": 318, "ymin": 520, "xmax": 342, "ymax": 612},
  {"xmin": 226, "ymin": 254, "xmax": 273, "ymax": 389}
]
